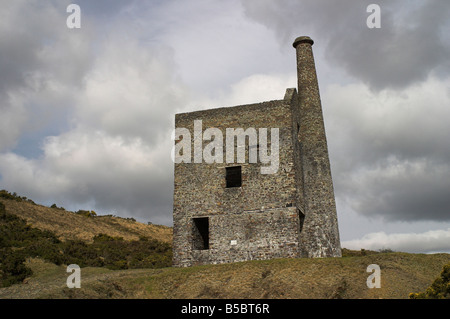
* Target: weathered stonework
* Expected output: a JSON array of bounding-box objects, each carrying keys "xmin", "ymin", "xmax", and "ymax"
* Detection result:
[{"xmin": 172, "ymin": 36, "xmax": 341, "ymax": 267}]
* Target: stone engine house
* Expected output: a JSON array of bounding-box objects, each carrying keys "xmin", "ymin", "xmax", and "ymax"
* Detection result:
[{"xmin": 172, "ymin": 36, "xmax": 341, "ymax": 267}]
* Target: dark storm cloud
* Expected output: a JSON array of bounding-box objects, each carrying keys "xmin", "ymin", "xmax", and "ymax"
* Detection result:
[
  {"xmin": 242, "ymin": 0, "xmax": 450, "ymax": 90},
  {"xmin": 336, "ymin": 157, "xmax": 450, "ymax": 222},
  {"xmin": 324, "ymin": 79, "xmax": 450, "ymax": 222},
  {"xmin": 241, "ymin": 0, "xmax": 450, "ymax": 222},
  {"xmin": 0, "ymin": 2, "xmax": 46, "ymax": 95}
]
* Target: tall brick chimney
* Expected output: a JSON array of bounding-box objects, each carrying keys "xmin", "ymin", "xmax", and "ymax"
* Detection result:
[{"xmin": 293, "ymin": 36, "xmax": 341, "ymax": 257}]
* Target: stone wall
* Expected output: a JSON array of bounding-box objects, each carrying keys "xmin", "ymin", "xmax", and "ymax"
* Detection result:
[
  {"xmin": 172, "ymin": 36, "xmax": 342, "ymax": 267},
  {"xmin": 173, "ymin": 93, "xmax": 303, "ymax": 267},
  {"xmin": 293, "ymin": 36, "xmax": 342, "ymax": 258}
]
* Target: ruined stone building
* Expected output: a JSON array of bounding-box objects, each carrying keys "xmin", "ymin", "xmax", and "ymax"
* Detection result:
[{"xmin": 172, "ymin": 36, "xmax": 341, "ymax": 267}]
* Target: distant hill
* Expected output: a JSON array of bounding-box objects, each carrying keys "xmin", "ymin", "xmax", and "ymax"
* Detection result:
[
  {"xmin": 0, "ymin": 190, "xmax": 173, "ymax": 288},
  {"xmin": 0, "ymin": 191, "xmax": 172, "ymax": 244}
]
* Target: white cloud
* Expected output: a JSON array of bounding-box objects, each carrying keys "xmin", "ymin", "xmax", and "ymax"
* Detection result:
[
  {"xmin": 223, "ymin": 74, "xmax": 297, "ymax": 105},
  {"xmin": 75, "ymin": 34, "xmax": 188, "ymax": 143},
  {"xmin": 0, "ymin": 128, "xmax": 174, "ymax": 224},
  {"xmin": 342, "ymin": 228, "xmax": 450, "ymax": 253},
  {"xmin": 0, "ymin": 0, "xmax": 93, "ymax": 153},
  {"xmin": 0, "ymin": 92, "xmax": 28, "ymax": 151},
  {"xmin": 185, "ymin": 73, "xmax": 297, "ymax": 113},
  {"xmin": 0, "ymin": 1, "xmax": 189, "ymax": 225},
  {"xmin": 2, "ymin": 0, "xmax": 450, "ymax": 244},
  {"xmin": 131, "ymin": 0, "xmax": 290, "ymax": 96}
]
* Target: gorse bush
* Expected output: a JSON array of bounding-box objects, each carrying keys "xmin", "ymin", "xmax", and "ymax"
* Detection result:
[
  {"xmin": 93, "ymin": 233, "xmax": 123, "ymax": 242},
  {"xmin": 0, "ymin": 190, "xmax": 35, "ymax": 204},
  {"xmin": 61, "ymin": 240, "xmax": 104, "ymax": 267},
  {"xmin": 75, "ymin": 210, "xmax": 97, "ymax": 217},
  {"xmin": 0, "ymin": 250, "xmax": 32, "ymax": 287},
  {"xmin": 0, "ymin": 190, "xmax": 22, "ymax": 202},
  {"xmin": 50, "ymin": 204, "xmax": 65, "ymax": 210},
  {"xmin": 86, "ymin": 234, "xmax": 172, "ymax": 270},
  {"xmin": 410, "ymin": 263, "xmax": 450, "ymax": 299},
  {"xmin": 0, "ymin": 201, "xmax": 172, "ymax": 287},
  {"xmin": 0, "ymin": 202, "xmax": 60, "ymax": 248},
  {"xmin": 0, "ymin": 202, "xmax": 34, "ymax": 286}
]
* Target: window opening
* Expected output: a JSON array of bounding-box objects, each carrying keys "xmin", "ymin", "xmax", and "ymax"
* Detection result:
[
  {"xmin": 298, "ymin": 208, "xmax": 305, "ymax": 233},
  {"xmin": 226, "ymin": 166, "xmax": 242, "ymax": 188},
  {"xmin": 192, "ymin": 217, "xmax": 209, "ymax": 250}
]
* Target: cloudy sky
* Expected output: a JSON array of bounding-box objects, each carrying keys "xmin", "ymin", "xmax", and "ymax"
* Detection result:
[{"xmin": 1, "ymin": 0, "xmax": 450, "ymax": 253}]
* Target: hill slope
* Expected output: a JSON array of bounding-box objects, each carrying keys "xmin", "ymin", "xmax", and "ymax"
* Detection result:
[
  {"xmin": 0, "ymin": 198, "xmax": 172, "ymax": 244},
  {"xmin": 0, "ymin": 252, "xmax": 449, "ymax": 299},
  {"xmin": 0, "ymin": 192, "xmax": 173, "ymax": 288},
  {"xmin": 1, "ymin": 191, "xmax": 449, "ymax": 299}
]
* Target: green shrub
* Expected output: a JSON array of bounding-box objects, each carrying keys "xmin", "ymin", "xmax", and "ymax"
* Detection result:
[
  {"xmin": 24, "ymin": 239, "xmax": 64, "ymax": 265},
  {"xmin": 0, "ymin": 190, "xmax": 22, "ymax": 202},
  {"xmin": 50, "ymin": 204, "xmax": 65, "ymax": 210},
  {"xmin": 0, "ymin": 205, "xmax": 60, "ymax": 248},
  {"xmin": 0, "ymin": 198, "xmax": 172, "ymax": 287},
  {"xmin": 111, "ymin": 259, "xmax": 128, "ymax": 270},
  {"xmin": 93, "ymin": 233, "xmax": 123, "ymax": 242},
  {"xmin": 0, "ymin": 251, "xmax": 32, "ymax": 287},
  {"xmin": 61, "ymin": 240, "xmax": 103, "ymax": 268},
  {"xmin": 410, "ymin": 263, "xmax": 450, "ymax": 299},
  {"xmin": 75, "ymin": 210, "xmax": 97, "ymax": 217}
]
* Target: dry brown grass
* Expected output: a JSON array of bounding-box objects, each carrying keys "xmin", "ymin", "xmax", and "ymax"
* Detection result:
[
  {"xmin": 0, "ymin": 199, "xmax": 172, "ymax": 243},
  {"xmin": 145, "ymin": 253, "xmax": 450, "ymax": 299},
  {"xmin": 2, "ymin": 251, "xmax": 448, "ymax": 299},
  {"xmin": 1, "ymin": 197, "xmax": 449, "ymax": 300}
]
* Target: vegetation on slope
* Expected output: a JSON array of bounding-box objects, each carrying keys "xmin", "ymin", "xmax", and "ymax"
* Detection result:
[
  {"xmin": 410, "ymin": 262, "xmax": 450, "ymax": 299},
  {"xmin": 1, "ymin": 250, "xmax": 449, "ymax": 299},
  {"xmin": 0, "ymin": 190, "xmax": 172, "ymax": 243},
  {"xmin": 0, "ymin": 196, "xmax": 172, "ymax": 288},
  {"xmin": 1, "ymin": 189, "xmax": 449, "ymax": 299}
]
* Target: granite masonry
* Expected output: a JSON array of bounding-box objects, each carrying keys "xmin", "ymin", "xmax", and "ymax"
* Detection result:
[{"xmin": 172, "ymin": 36, "xmax": 341, "ymax": 267}]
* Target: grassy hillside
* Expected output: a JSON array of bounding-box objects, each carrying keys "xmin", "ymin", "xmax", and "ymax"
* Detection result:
[
  {"xmin": 0, "ymin": 191, "xmax": 172, "ymax": 288},
  {"xmin": 0, "ymin": 193, "xmax": 172, "ymax": 244},
  {"xmin": 0, "ymin": 252, "xmax": 449, "ymax": 299},
  {"xmin": 0, "ymin": 190, "xmax": 449, "ymax": 299}
]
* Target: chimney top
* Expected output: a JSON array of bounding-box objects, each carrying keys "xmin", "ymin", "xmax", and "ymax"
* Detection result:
[{"xmin": 292, "ymin": 36, "xmax": 314, "ymax": 48}]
